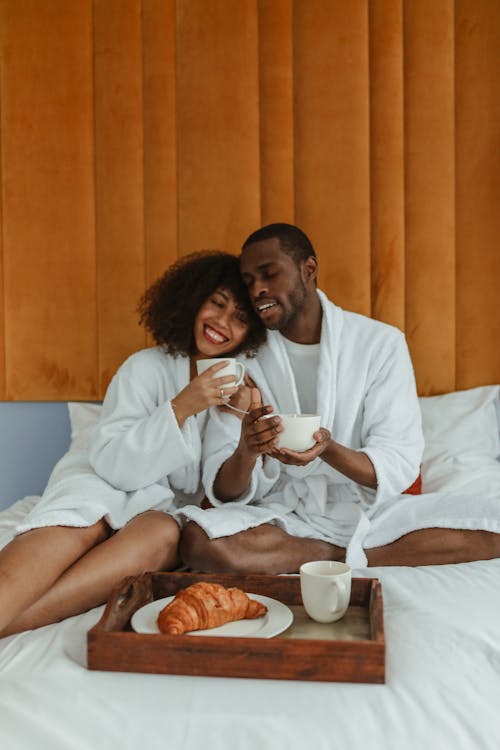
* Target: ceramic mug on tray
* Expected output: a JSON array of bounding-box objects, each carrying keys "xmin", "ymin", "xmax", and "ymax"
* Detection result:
[{"xmin": 300, "ymin": 560, "xmax": 352, "ymax": 623}]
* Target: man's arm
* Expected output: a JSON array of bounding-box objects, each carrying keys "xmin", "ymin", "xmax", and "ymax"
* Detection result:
[
  {"xmin": 270, "ymin": 329, "xmax": 421, "ymax": 495},
  {"xmin": 269, "ymin": 431, "xmax": 377, "ymax": 489},
  {"xmin": 320, "ymin": 439, "xmax": 377, "ymax": 488},
  {"xmin": 213, "ymin": 389, "xmax": 283, "ymax": 501}
]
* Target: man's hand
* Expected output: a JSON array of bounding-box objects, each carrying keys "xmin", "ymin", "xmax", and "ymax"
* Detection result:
[
  {"xmin": 269, "ymin": 428, "xmax": 331, "ymax": 466},
  {"xmin": 238, "ymin": 388, "xmax": 283, "ymax": 459},
  {"xmin": 213, "ymin": 387, "xmax": 282, "ymax": 502}
]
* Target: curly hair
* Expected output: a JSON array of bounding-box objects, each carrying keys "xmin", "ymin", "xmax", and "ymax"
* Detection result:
[{"xmin": 138, "ymin": 250, "xmax": 266, "ymax": 357}]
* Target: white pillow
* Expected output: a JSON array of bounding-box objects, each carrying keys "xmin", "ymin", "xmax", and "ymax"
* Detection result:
[
  {"xmin": 67, "ymin": 402, "xmax": 102, "ymax": 452},
  {"xmin": 419, "ymin": 385, "xmax": 500, "ymax": 494}
]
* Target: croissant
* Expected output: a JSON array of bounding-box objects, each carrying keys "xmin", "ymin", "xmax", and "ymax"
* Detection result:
[{"xmin": 157, "ymin": 582, "xmax": 267, "ymax": 635}]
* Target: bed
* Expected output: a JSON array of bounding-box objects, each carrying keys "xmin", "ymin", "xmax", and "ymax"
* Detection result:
[{"xmin": 1, "ymin": 386, "xmax": 499, "ymax": 750}]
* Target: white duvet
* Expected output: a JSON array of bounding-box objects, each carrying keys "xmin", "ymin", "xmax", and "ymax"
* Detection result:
[{"xmin": 1, "ymin": 496, "xmax": 500, "ymax": 750}]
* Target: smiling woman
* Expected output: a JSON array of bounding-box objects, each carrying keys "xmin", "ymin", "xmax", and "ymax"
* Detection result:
[
  {"xmin": 0, "ymin": 251, "xmax": 266, "ymax": 638},
  {"xmin": 139, "ymin": 251, "xmax": 264, "ymax": 358},
  {"xmin": 193, "ymin": 289, "xmax": 249, "ymax": 355}
]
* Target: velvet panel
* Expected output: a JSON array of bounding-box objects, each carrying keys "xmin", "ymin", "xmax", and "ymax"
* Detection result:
[
  {"xmin": 0, "ymin": 0, "xmax": 98, "ymax": 400},
  {"xmin": 455, "ymin": 0, "xmax": 500, "ymax": 391},
  {"xmin": 93, "ymin": 0, "xmax": 147, "ymax": 392},
  {"xmin": 0, "ymin": 0, "xmax": 498, "ymax": 399}
]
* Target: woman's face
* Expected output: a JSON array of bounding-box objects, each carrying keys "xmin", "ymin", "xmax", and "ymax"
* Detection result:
[{"xmin": 193, "ymin": 287, "xmax": 249, "ymax": 358}]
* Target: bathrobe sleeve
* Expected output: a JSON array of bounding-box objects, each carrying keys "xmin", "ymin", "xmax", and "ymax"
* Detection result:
[
  {"xmin": 89, "ymin": 351, "xmax": 198, "ymax": 492},
  {"xmin": 201, "ymin": 407, "xmax": 280, "ymax": 506},
  {"xmin": 358, "ymin": 329, "xmax": 424, "ymax": 503}
]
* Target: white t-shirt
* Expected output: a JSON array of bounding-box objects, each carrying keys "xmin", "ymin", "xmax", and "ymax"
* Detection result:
[{"xmin": 280, "ymin": 335, "xmax": 320, "ymax": 415}]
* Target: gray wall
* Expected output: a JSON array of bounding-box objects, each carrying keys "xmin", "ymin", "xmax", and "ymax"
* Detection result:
[{"xmin": 0, "ymin": 402, "xmax": 71, "ymax": 512}]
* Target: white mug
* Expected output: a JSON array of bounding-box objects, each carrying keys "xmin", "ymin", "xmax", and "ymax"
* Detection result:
[
  {"xmin": 300, "ymin": 560, "xmax": 352, "ymax": 623},
  {"xmin": 265, "ymin": 413, "xmax": 321, "ymax": 452},
  {"xmin": 195, "ymin": 358, "xmax": 246, "ymax": 386}
]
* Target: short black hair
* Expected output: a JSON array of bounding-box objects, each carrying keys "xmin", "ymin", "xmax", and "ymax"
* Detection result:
[
  {"xmin": 242, "ymin": 223, "xmax": 317, "ymax": 265},
  {"xmin": 138, "ymin": 250, "xmax": 266, "ymax": 357}
]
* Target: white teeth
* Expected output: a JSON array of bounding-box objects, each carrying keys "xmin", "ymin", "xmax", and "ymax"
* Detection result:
[
  {"xmin": 205, "ymin": 325, "xmax": 227, "ymax": 343},
  {"xmin": 258, "ymin": 302, "xmax": 277, "ymax": 312}
]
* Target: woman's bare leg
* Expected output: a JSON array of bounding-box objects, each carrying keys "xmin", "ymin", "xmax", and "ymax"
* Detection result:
[
  {"xmin": 1, "ymin": 511, "xmax": 180, "ymax": 636},
  {"xmin": 0, "ymin": 520, "xmax": 110, "ymax": 634},
  {"xmin": 1, "ymin": 512, "xmax": 179, "ymax": 635}
]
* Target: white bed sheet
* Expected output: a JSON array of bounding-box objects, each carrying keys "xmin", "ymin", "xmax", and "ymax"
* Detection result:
[{"xmin": 1, "ymin": 499, "xmax": 499, "ymax": 750}]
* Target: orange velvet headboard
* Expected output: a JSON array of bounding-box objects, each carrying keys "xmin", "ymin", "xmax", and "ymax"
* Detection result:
[{"xmin": 0, "ymin": 0, "xmax": 498, "ymax": 400}]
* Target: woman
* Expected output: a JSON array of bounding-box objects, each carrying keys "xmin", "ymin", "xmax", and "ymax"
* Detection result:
[{"xmin": 0, "ymin": 251, "xmax": 265, "ymax": 637}]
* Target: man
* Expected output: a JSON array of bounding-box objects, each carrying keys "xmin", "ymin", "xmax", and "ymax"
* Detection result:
[{"xmin": 180, "ymin": 223, "xmax": 500, "ymax": 572}]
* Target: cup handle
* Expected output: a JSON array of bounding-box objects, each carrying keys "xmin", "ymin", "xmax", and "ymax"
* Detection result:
[
  {"xmin": 234, "ymin": 362, "xmax": 245, "ymax": 386},
  {"xmin": 329, "ymin": 579, "xmax": 348, "ymax": 615}
]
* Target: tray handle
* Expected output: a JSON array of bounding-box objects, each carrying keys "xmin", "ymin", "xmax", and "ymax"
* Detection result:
[{"xmin": 96, "ymin": 573, "xmax": 154, "ymax": 632}]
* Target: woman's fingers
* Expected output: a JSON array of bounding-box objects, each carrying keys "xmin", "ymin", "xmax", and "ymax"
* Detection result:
[
  {"xmin": 199, "ymin": 373, "xmax": 241, "ymax": 404},
  {"xmin": 214, "ymin": 377, "xmax": 238, "ymax": 402},
  {"xmin": 213, "ymin": 374, "xmax": 244, "ymax": 388}
]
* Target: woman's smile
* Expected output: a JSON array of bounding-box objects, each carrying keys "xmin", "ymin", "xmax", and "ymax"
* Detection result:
[
  {"xmin": 203, "ymin": 323, "xmax": 229, "ymax": 345},
  {"xmin": 194, "ymin": 288, "xmax": 249, "ymax": 357}
]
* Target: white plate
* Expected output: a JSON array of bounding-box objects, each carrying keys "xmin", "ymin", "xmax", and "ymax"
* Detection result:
[{"xmin": 131, "ymin": 593, "xmax": 293, "ymax": 639}]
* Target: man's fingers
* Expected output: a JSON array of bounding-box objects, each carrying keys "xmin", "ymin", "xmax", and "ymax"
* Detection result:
[
  {"xmin": 248, "ymin": 434, "xmax": 280, "ymax": 453},
  {"xmin": 249, "ymin": 387, "xmax": 262, "ymax": 411},
  {"xmin": 243, "ymin": 374, "xmax": 257, "ymax": 389}
]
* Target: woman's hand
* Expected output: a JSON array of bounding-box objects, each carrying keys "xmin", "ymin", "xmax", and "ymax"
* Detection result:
[
  {"xmin": 171, "ymin": 361, "xmax": 239, "ymax": 426},
  {"xmin": 217, "ymin": 374, "xmax": 255, "ymax": 419}
]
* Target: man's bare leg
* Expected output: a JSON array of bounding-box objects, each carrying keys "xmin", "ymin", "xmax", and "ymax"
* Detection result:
[
  {"xmin": 180, "ymin": 521, "xmax": 345, "ymax": 575},
  {"xmin": 181, "ymin": 523, "xmax": 500, "ymax": 574},
  {"xmin": 0, "ymin": 511, "xmax": 180, "ymax": 637},
  {"xmin": 366, "ymin": 528, "xmax": 500, "ymax": 567}
]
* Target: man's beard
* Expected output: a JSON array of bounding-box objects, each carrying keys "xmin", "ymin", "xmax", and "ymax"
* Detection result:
[{"xmin": 268, "ymin": 278, "xmax": 308, "ymax": 333}]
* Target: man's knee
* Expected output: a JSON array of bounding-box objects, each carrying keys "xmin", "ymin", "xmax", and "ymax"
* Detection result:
[
  {"xmin": 180, "ymin": 522, "xmax": 244, "ymax": 573},
  {"xmin": 179, "ymin": 521, "xmax": 215, "ymax": 570}
]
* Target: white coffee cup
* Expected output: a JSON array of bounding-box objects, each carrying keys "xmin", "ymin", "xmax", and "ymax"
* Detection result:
[
  {"xmin": 268, "ymin": 413, "xmax": 321, "ymax": 452},
  {"xmin": 195, "ymin": 358, "xmax": 245, "ymax": 386},
  {"xmin": 300, "ymin": 560, "xmax": 352, "ymax": 623}
]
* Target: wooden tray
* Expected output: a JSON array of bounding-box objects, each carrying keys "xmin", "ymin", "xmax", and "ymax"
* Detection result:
[{"xmin": 87, "ymin": 571, "xmax": 385, "ymax": 683}]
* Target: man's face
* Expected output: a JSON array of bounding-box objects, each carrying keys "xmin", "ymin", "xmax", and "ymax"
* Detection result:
[{"xmin": 240, "ymin": 237, "xmax": 309, "ymax": 332}]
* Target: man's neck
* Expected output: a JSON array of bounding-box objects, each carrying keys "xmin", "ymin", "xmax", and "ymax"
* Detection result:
[{"xmin": 280, "ymin": 290, "xmax": 322, "ymax": 344}]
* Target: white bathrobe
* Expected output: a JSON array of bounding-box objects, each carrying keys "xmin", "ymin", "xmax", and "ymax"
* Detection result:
[
  {"xmin": 16, "ymin": 347, "xmax": 206, "ymax": 534},
  {"xmin": 179, "ymin": 291, "xmax": 425, "ymax": 565}
]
